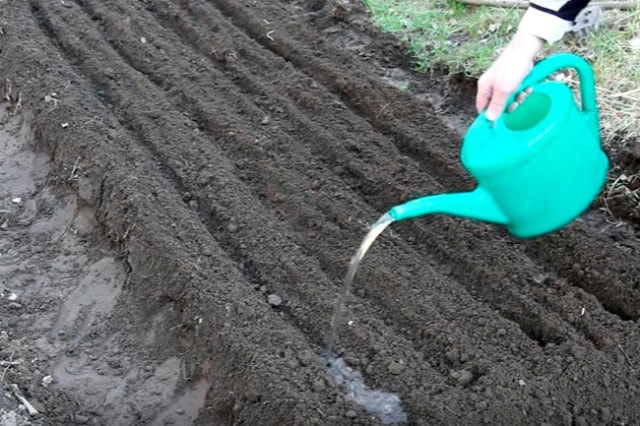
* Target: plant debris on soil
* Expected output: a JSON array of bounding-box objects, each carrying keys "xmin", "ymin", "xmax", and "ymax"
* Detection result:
[{"xmin": 0, "ymin": 0, "xmax": 639, "ymax": 425}]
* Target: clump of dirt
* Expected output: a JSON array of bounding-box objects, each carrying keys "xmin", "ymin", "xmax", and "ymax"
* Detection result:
[{"xmin": 0, "ymin": 0, "xmax": 638, "ymax": 425}]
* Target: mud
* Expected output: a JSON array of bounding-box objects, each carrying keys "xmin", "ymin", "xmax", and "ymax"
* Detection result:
[{"xmin": 0, "ymin": 0, "xmax": 639, "ymax": 425}]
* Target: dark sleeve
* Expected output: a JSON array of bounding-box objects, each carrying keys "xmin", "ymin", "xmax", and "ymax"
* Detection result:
[{"xmin": 530, "ymin": 0, "xmax": 592, "ymax": 22}]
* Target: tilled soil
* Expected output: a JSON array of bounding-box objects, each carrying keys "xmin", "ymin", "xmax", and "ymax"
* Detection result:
[{"xmin": 0, "ymin": 0, "xmax": 639, "ymax": 425}]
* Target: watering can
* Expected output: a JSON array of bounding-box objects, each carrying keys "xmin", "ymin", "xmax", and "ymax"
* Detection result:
[{"xmin": 388, "ymin": 53, "xmax": 609, "ymax": 238}]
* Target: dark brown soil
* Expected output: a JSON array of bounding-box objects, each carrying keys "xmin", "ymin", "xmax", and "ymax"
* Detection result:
[{"xmin": 0, "ymin": 0, "xmax": 639, "ymax": 425}]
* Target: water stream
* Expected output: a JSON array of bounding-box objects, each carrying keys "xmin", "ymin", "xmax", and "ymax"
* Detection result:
[
  {"xmin": 327, "ymin": 212, "xmax": 394, "ymax": 351},
  {"xmin": 324, "ymin": 212, "xmax": 407, "ymax": 424}
]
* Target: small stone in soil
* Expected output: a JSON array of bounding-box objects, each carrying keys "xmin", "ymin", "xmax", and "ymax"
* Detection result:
[
  {"xmin": 297, "ymin": 350, "xmax": 313, "ymax": 366},
  {"xmin": 388, "ymin": 360, "xmax": 406, "ymax": 375},
  {"xmin": 475, "ymin": 400, "xmax": 489, "ymax": 411},
  {"xmin": 444, "ymin": 349, "xmax": 459, "ymax": 364},
  {"xmin": 345, "ymin": 410, "xmax": 357, "ymax": 418},
  {"xmin": 73, "ymin": 414, "xmax": 90, "ymax": 424},
  {"xmin": 344, "ymin": 356, "xmax": 361, "ymax": 366},
  {"xmin": 454, "ymin": 370, "xmax": 474, "ymax": 386},
  {"xmin": 312, "ymin": 379, "xmax": 326, "ymax": 393},
  {"xmin": 267, "ymin": 294, "xmax": 282, "ymax": 307}
]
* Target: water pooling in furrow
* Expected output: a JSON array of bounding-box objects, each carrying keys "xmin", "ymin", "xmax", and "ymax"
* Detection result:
[
  {"xmin": 323, "ymin": 350, "xmax": 408, "ymax": 424},
  {"xmin": 323, "ymin": 213, "xmax": 407, "ymax": 424}
]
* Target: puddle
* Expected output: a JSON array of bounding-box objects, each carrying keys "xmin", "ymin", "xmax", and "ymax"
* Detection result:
[
  {"xmin": 324, "ymin": 351, "xmax": 407, "ymax": 425},
  {"xmin": 150, "ymin": 361, "xmax": 213, "ymax": 426},
  {"xmin": 0, "ymin": 108, "xmax": 211, "ymax": 423},
  {"xmin": 48, "ymin": 256, "xmax": 126, "ymax": 345}
]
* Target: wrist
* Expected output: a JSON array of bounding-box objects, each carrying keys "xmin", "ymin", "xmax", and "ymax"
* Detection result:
[{"xmin": 505, "ymin": 30, "xmax": 544, "ymax": 59}]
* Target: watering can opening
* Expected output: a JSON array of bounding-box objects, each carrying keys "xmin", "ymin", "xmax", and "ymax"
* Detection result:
[{"xmin": 503, "ymin": 91, "xmax": 553, "ymax": 132}]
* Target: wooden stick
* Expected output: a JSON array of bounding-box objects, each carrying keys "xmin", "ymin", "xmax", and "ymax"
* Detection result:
[{"xmin": 10, "ymin": 384, "xmax": 39, "ymax": 416}]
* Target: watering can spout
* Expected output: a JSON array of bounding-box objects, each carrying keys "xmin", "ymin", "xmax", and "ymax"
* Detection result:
[{"xmin": 387, "ymin": 187, "xmax": 509, "ymax": 225}]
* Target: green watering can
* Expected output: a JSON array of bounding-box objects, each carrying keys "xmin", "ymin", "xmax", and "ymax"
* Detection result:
[{"xmin": 388, "ymin": 53, "xmax": 609, "ymax": 238}]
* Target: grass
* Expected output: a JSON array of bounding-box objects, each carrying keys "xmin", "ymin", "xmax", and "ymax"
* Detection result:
[
  {"xmin": 362, "ymin": 0, "xmax": 640, "ymax": 150},
  {"xmin": 362, "ymin": 0, "xmax": 640, "ymax": 225}
]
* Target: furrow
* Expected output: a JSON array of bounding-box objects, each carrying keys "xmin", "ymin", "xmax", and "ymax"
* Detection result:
[
  {"xmin": 145, "ymin": 0, "xmax": 425, "ymax": 204},
  {"xmin": 28, "ymin": 0, "xmax": 188, "ymax": 199},
  {"xmin": 524, "ymin": 230, "xmax": 640, "ymax": 320},
  {"xmin": 208, "ymin": 0, "xmax": 470, "ymax": 188}
]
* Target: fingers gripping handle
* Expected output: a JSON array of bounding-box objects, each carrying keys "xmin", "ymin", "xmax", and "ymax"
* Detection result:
[{"xmin": 480, "ymin": 53, "xmax": 598, "ymax": 128}]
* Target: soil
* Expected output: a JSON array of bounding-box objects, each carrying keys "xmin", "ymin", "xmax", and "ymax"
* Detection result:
[{"xmin": 0, "ymin": 0, "xmax": 639, "ymax": 425}]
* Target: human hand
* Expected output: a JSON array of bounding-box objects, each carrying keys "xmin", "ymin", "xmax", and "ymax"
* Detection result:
[{"xmin": 476, "ymin": 31, "xmax": 544, "ymax": 121}]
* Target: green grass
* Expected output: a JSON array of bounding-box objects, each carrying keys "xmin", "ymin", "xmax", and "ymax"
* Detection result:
[{"xmin": 362, "ymin": 0, "xmax": 640, "ymax": 148}]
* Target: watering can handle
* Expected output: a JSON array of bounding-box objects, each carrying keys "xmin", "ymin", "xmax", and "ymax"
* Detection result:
[{"xmin": 506, "ymin": 53, "xmax": 597, "ymax": 113}]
